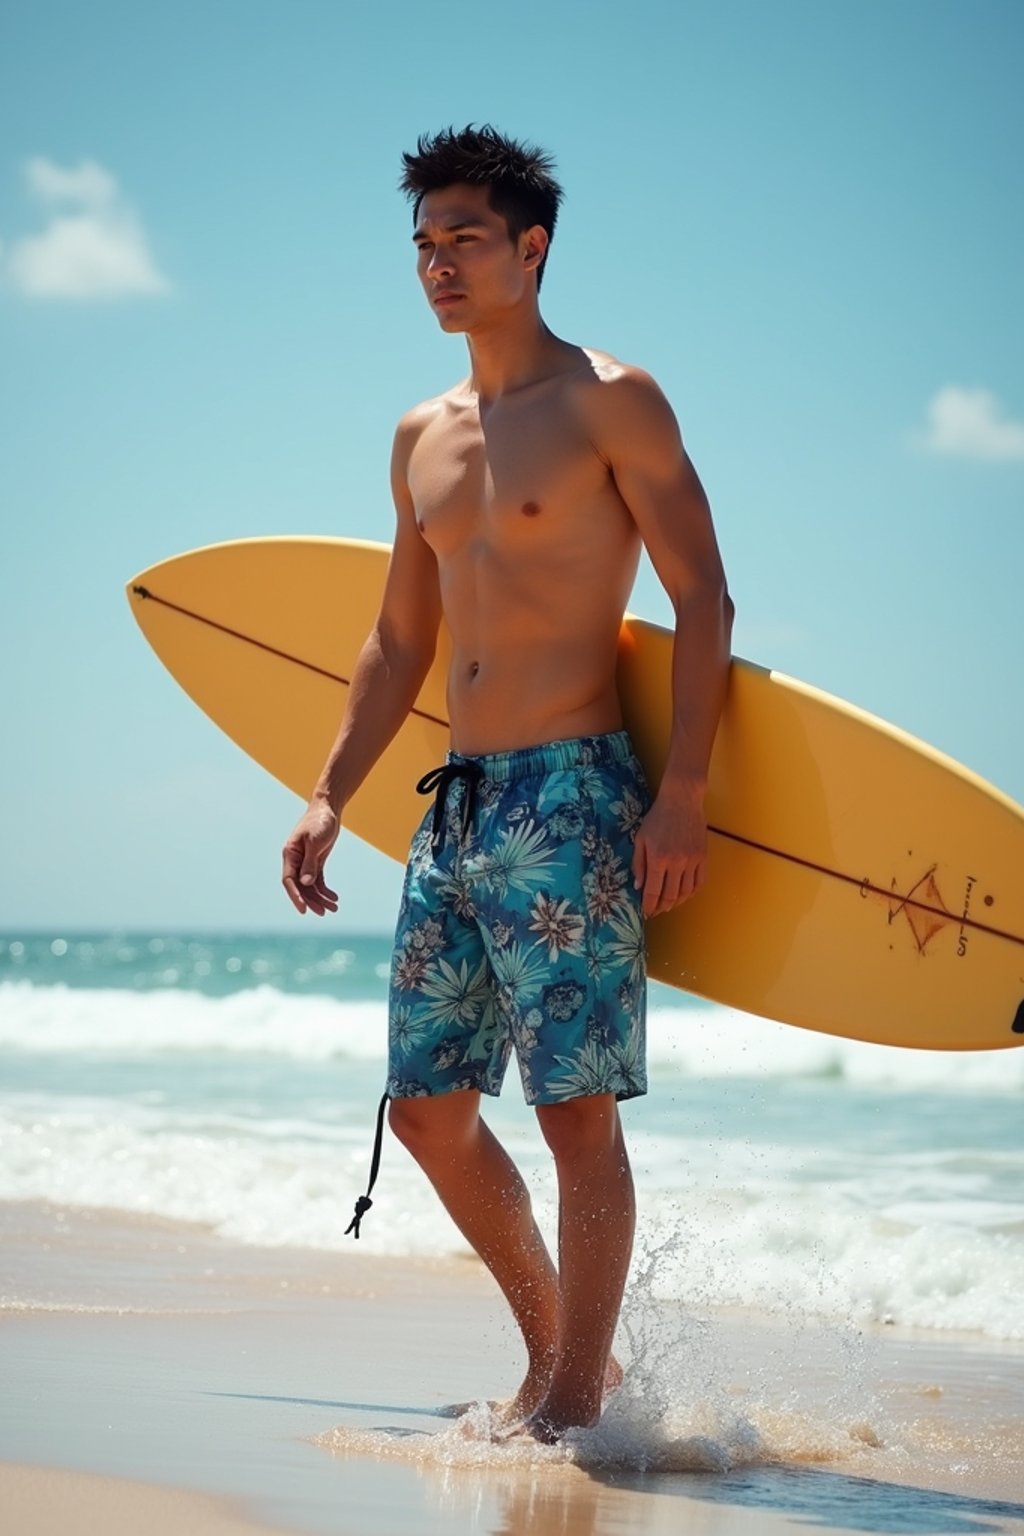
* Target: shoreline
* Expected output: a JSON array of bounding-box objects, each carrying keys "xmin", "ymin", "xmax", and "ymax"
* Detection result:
[
  {"xmin": 4, "ymin": 1194, "xmax": 1023, "ymax": 1351},
  {"xmin": 3, "ymin": 1198, "xmax": 1024, "ymax": 1535}
]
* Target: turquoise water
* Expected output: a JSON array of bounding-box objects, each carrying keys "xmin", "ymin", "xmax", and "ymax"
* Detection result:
[{"xmin": 2, "ymin": 929, "xmax": 1022, "ymax": 1337}]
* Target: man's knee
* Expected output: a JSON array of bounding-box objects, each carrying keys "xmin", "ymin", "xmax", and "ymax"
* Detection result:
[
  {"xmin": 535, "ymin": 1094, "xmax": 621, "ymax": 1164},
  {"xmin": 388, "ymin": 1090, "xmax": 479, "ymax": 1157}
]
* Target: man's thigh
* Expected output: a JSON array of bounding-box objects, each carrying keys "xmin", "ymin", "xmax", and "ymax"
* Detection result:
[
  {"xmin": 386, "ymin": 815, "xmax": 510, "ymax": 1100},
  {"xmin": 472, "ymin": 744, "xmax": 650, "ymax": 1107}
]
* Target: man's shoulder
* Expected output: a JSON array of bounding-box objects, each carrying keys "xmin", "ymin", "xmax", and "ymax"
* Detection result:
[
  {"xmin": 393, "ymin": 396, "xmax": 438, "ymax": 451},
  {"xmin": 393, "ymin": 383, "xmax": 469, "ymax": 444},
  {"xmin": 575, "ymin": 348, "xmax": 663, "ymax": 397},
  {"xmin": 571, "ymin": 350, "xmax": 675, "ymax": 446}
]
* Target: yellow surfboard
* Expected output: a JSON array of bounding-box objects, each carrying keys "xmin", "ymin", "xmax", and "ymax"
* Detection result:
[{"xmin": 126, "ymin": 536, "xmax": 1024, "ymax": 1053}]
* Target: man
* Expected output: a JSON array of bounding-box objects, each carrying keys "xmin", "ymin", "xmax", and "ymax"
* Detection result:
[{"xmin": 282, "ymin": 124, "xmax": 733, "ymax": 1443}]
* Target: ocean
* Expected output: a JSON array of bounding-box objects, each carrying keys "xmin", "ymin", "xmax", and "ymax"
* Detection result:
[{"xmin": 2, "ymin": 929, "xmax": 1022, "ymax": 1340}]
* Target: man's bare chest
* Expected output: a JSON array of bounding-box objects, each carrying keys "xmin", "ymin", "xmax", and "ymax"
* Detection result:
[{"xmin": 408, "ymin": 405, "xmax": 611, "ymax": 556}]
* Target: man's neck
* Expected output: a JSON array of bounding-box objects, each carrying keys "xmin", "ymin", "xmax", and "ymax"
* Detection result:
[{"xmin": 463, "ymin": 309, "xmax": 571, "ymax": 404}]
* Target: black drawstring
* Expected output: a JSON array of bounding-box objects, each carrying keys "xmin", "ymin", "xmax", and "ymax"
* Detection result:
[
  {"xmin": 346, "ymin": 1089, "xmax": 390, "ymax": 1239},
  {"xmin": 416, "ymin": 761, "xmax": 485, "ymax": 853},
  {"xmin": 347, "ymin": 764, "xmax": 483, "ymax": 1241}
]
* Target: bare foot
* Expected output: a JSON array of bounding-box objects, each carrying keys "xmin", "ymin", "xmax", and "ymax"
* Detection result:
[
  {"xmin": 500, "ymin": 1398, "xmax": 600, "ymax": 1445},
  {"xmin": 507, "ymin": 1354, "xmax": 624, "ymax": 1444},
  {"xmin": 511, "ymin": 1364, "xmax": 623, "ymax": 1442},
  {"xmin": 438, "ymin": 1352, "xmax": 624, "ymax": 1427},
  {"xmin": 436, "ymin": 1362, "xmax": 550, "ymax": 1426}
]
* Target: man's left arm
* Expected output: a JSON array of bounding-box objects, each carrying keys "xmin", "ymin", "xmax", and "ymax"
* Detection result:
[{"xmin": 589, "ymin": 366, "xmax": 735, "ymax": 917}]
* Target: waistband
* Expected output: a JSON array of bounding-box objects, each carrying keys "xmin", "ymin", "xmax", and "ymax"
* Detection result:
[{"xmin": 447, "ymin": 730, "xmax": 635, "ymax": 783}]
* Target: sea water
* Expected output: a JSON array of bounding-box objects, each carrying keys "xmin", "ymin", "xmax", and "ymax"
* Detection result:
[{"xmin": 2, "ymin": 929, "xmax": 1022, "ymax": 1340}]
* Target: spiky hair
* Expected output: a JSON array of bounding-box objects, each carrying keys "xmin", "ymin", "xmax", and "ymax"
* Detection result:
[{"xmin": 399, "ymin": 123, "xmax": 563, "ymax": 291}]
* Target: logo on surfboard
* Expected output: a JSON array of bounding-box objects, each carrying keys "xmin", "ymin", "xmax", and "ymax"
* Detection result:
[{"xmin": 881, "ymin": 864, "xmax": 994, "ymax": 958}]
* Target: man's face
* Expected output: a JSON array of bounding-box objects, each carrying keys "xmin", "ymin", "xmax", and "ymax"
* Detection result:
[{"xmin": 412, "ymin": 182, "xmax": 543, "ymax": 331}]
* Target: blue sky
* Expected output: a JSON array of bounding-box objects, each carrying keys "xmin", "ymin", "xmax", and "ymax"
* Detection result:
[{"xmin": 1, "ymin": 0, "xmax": 1021, "ymax": 934}]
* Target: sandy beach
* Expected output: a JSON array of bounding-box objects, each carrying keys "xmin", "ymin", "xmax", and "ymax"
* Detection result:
[{"xmin": 2, "ymin": 1198, "xmax": 1023, "ymax": 1536}]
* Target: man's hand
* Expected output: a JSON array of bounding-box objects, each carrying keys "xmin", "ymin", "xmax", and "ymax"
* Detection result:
[
  {"xmin": 631, "ymin": 785, "xmax": 708, "ymax": 918},
  {"xmin": 282, "ymin": 800, "xmax": 341, "ymax": 916}
]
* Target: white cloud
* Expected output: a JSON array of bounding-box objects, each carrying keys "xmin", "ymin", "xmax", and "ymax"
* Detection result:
[
  {"xmin": 916, "ymin": 386, "xmax": 1024, "ymax": 463},
  {"xmin": 25, "ymin": 156, "xmax": 120, "ymax": 211},
  {"xmin": 1, "ymin": 156, "xmax": 170, "ymax": 299}
]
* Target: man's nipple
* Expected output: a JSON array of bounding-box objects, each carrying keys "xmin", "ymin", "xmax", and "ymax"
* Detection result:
[{"xmin": 521, "ymin": 501, "xmax": 541, "ymax": 518}]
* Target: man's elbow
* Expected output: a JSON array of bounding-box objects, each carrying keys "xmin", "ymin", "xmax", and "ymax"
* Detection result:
[
  {"xmin": 671, "ymin": 572, "xmax": 734, "ymax": 636},
  {"xmin": 374, "ymin": 617, "xmax": 438, "ymax": 680}
]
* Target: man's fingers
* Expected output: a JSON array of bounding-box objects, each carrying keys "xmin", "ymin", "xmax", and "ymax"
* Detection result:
[
  {"xmin": 281, "ymin": 844, "xmax": 308, "ymax": 914},
  {"xmin": 298, "ymin": 854, "xmax": 337, "ymax": 915},
  {"xmin": 643, "ymin": 858, "xmax": 710, "ymax": 917},
  {"xmin": 283, "ymin": 845, "xmax": 330, "ymax": 915},
  {"xmin": 299, "ymin": 839, "xmax": 328, "ymax": 891},
  {"xmin": 314, "ymin": 859, "xmax": 338, "ymax": 903},
  {"xmin": 283, "ymin": 819, "xmax": 340, "ymax": 917},
  {"xmin": 642, "ymin": 862, "xmax": 667, "ymax": 918},
  {"xmin": 659, "ymin": 866, "xmax": 686, "ymax": 914},
  {"xmin": 665, "ymin": 859, "xmax": 708, "ymax": 914}
]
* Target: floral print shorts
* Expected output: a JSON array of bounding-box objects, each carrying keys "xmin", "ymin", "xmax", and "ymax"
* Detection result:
[{"xmin": 386, "ymin": 731, "xmax": 651, "ymax": 1106}]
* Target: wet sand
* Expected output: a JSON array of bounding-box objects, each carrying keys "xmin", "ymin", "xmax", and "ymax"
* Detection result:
[
  {"xmin": 0, "ymin": 1465, "xmax": 289, "ymax": 1536},
  {"xmin": 2, "ymin": 1199, "xmax": 1023, "ymax": 1536}
]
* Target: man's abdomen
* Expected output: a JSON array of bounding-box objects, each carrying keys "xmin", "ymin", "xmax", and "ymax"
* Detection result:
[{"xmin": 446, "ymin": 635, "xmax": 625, "ymax": 756}]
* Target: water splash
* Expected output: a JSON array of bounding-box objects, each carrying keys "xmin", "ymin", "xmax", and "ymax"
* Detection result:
[{"xmin": 317, "ymin": 1220, "xmax": 890, "ymax": 1477}]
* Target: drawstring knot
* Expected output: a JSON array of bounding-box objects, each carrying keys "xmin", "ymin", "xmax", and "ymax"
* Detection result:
[
  {"xmin": 345, "ymin": 1194, "xmax": 373, "ymax": 1239},
  {"xmin": 416, "ymin": 761, "xmax": 485, "ymax": 853},
  {"xmin": 346, "ymin": 1090, "xmax": 390, "ymax": 1239}
]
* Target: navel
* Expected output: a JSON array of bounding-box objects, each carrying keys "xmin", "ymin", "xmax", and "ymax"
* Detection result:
[
  {"xmin": 521, "ymin": 500, "xmax": 541, "ymax": 518},
  {"xmin": 469, "ymin": 660, "xmax": 480, "ymax": 679}
]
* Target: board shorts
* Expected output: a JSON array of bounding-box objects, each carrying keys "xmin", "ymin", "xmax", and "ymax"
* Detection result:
[{"xmin": 385, "ymin": 731, "xmax": 652, "ymax": 1107}]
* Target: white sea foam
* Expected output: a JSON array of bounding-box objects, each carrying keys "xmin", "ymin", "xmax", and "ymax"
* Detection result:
[
  {"xmin": 0, "ymin": 981, "xmax": 387, "ymax": 1061},
  {"xmin": 647, "ymin": 1006, "xmax": 1024, "ymax": 1090},
  {"xmin": 316, "ymin": 1401, "xmax": 885, "ymax": 1477},
  {"xmin": 636, "ymin": 1190, "xmax": 1024, "ymax": 1340},
  {"xmin": 316, "ymin": 1251, "xmax": 890, "ymax": 1477},
  {"xmin": 3, "ymin": 974, "xmax": 1022, "ymax": 1339},
  {"xmin": 3, "ymin": 981, "xmax": 1024, "ymax": 1091},
  {"xmin": 2, "ymin": 1093, "xmax": 1022, "ymax": 1339}
]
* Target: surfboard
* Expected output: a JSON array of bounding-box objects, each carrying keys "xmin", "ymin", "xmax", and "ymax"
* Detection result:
[{"xmin": 126, "ymin": 535, "xmax": 1024, "ymax": 1052}]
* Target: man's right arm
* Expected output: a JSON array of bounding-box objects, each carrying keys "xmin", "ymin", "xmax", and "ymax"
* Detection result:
[{"xmin": 281, "ymin": 410, "xmax": 441, "ymax": 915}]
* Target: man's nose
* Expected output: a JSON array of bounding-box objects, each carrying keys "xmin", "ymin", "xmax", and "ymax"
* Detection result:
[{"xmin": 426, "ymin": 248, "xmax": 456, "ymax": 280}]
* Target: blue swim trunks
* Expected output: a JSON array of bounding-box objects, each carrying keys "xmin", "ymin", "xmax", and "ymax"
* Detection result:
[{"xmin": 385, "ymin": 731, "xmax": 651, "ymax": 1107}]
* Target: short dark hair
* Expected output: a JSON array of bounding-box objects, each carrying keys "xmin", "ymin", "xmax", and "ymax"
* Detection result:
[{"xmin": 399, "ymin": 123, "xmax": 563, "ymax": 292}]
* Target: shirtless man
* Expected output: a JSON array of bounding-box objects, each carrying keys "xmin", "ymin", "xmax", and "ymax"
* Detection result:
[{"xmin": 282, "ymin": 125, "xmax": 734, "ymax": 1442}]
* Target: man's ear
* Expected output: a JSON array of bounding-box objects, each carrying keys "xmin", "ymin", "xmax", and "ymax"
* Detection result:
[{"xmin": 521, "ymin": 224, "xmax": 549, "ymax": 271}]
